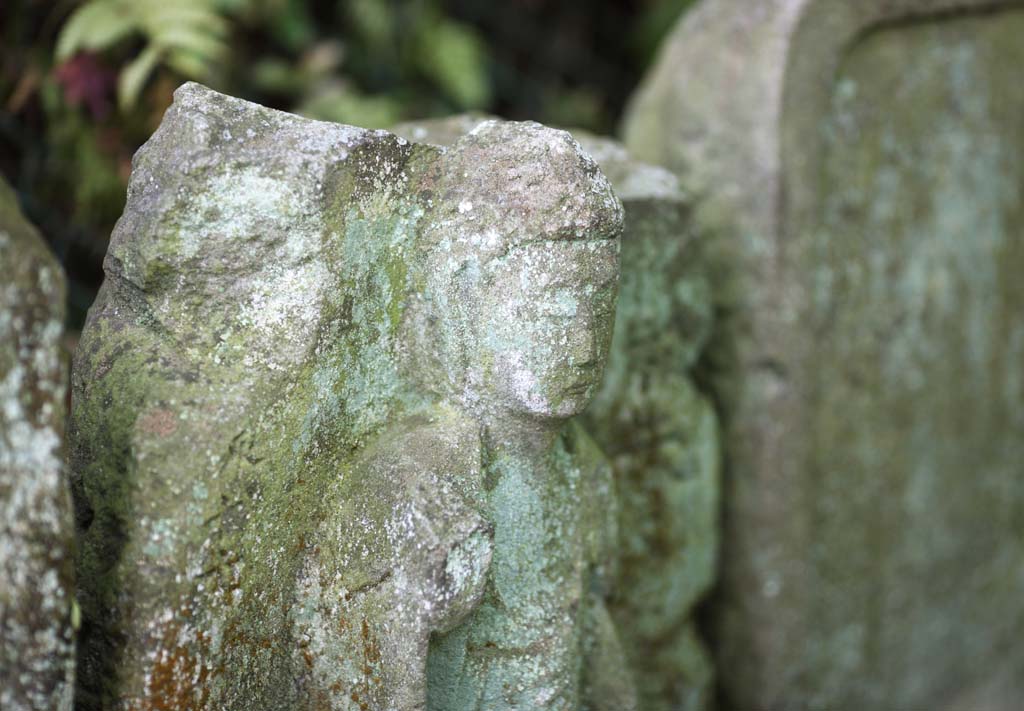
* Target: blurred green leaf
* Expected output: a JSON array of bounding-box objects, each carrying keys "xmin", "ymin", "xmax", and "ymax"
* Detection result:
[
  {"xmin": 56, "ymin": 1, "xmax": 136, "ymax": 60},
  {"xmin": 118, "ymin": 45, "xmax": 162, "ymax": 111},
  {"xmin": 142, "ymin": 1, "xmax": 231, "ymax": 62},
  {"xmin": 250, "ymin": 57, "xmax": 308, "ymax": 95},
  {"xmin": 150, "ymin": 26, "xmax": 227, "ymax": 62},
  {"xmin": 417, "ymin": 19, "xmax": 490, "ymax": 110},
  {"xmin": 27, "ymin": 0, "xmax": 688, "ymax": 332},
  {"xmin": 142, "ymin": 1, "xmax": 230, "ymax": 32},
  {"xmin": 264, "ymin": 0, "xmax": 315, "ymax": 51},
  {"xmin": 42, "ymin": 89, "xmax": 127, "ymax": 226},
  {"xmin": 347, "ymin": 0, "xmax": 393, "ymax": 51},
  {"xmin": 165, "ymin": 48, "xmax": 214, "ymax": 79},
  {"xmin": 297, "ymin": 84, "xmax": 402, "ymax": 129},
  {"xmin": 55, "ymin": 0, "xmax": 247, "ymax": 108}
]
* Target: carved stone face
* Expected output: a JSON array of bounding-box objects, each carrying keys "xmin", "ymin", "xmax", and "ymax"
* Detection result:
[{"xmin": 475, "ymin": 240, "xmax": 619, "ymax": 419}]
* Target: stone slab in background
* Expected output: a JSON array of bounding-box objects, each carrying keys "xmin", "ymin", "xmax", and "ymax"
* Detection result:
[
  {"xmin": 397, "ymin": 117, "xmax": 722, "ymax": 711},
  {"xmin": 625, "ymin": 1, "xmax": 1024, "ymax": 708},
  {"xmin": 0, "ymin": 176, "xmax": 74, "ymax": 710}
]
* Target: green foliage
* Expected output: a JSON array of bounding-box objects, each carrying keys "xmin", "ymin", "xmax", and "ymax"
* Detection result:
[
  {"xmin": 54, "ymin": 2, "xmax": 136, "ymax": 60},
  {"xmin": 416, "ymin": 17, "xmax": 491, "ymax": 109},
  {"xmin": 347, "ymin": 0, "xmax": 393, "ymax": 49},
  {"xmin": 296, "ymin": 84, "xmax": 403, "ymax": 129},
  {"xmin": 35, "ymin": 78, "xmax": 126, "ymax": 238},
  {"xmin": 340, "ymin": 0, "xmax": 492, "ymax": 111},
  {"xmin": 56, "ymin": 0, "xmax": 238, "ymax": 110}
]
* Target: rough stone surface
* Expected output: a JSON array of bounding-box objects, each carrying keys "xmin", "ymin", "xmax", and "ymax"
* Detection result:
[
  {"xmin": 624, "ymin": 1, "xmax": 1024, "ymax": 709},
  {"xmin": 71, "ymin": 83, "xmax": 633, "ymax": 710},
  {"xmin": 397, "ymin": 117, "xmax": 722, "ymax": 711},
  {"xmin": 0, "ymin": 176, "xmax": 74, "ymax": 710}
]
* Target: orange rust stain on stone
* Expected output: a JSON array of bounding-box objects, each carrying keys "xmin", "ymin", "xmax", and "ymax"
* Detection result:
[
  {"xmin": 345, "ymin": 616, "xmax": 384, "ymax": 710},
  {"xmin": 138, "ymin": 606, "xmax": 212, "ymax": 711},
  {"xmin": 360, "ymin": 619, "xmax": 382, "ymax": 664}
]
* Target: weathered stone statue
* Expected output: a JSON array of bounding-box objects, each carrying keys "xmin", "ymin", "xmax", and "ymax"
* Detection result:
[
  {"xmin": 625, "ymin": 1, "xmax": 1024, "ymax": 709},
  {"xmin": 0, "ymin": 177, "xmax": 75, "ymax": 710},
  {"xmin": 412, "ymin": 194, "xmax": 628, "ymax": 711},
  {"xmin": 396, "ymin": 118, "xmax": 721, "ymax": 711},
  {"xmin": 71, "ymin": 83, "xmax": 631, "ymax": 710},
  {"xmin": 297, "ymin": 127, "xmax": 630, "ymax": 711}
]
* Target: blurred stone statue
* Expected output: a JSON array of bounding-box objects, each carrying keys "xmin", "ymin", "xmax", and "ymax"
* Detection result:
[
  {"xmin": 0, "ymin": 177, "xmax": 75, "ymax": 711},
  {"xmin": 71, "ymin": 84, "xmax": 633, "ymax": 710},
  {"xmin": 625, "ymin": 1, "xmax": 1024, "ymax": 709},
  {"xmin": 576, "ymin": 136, "xmax": 719, "ymax": 711}
]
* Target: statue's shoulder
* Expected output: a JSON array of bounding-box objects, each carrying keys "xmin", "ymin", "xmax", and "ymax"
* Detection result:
[
  {"xmin": 359, "ymin": 404, "xmax": 485, "ymax": 506},
  {"xmin": 307, "ymin": 404, "xmax": 488, "ymax": 588},
  {"xmin": 331, "ymin": 404, "xmax": 487, "ymax": 552}
]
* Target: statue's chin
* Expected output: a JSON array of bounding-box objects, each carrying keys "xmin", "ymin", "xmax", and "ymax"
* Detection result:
[
  {"xmin": 490, "ymin": 373, "xmax": 594, "ymax": 421},
  {"xmin": 500, "ymin": 395, "xmax": 575, "ymax": 423},
  {"xmin": 526, "ymin": 392, "xmax": 590, "ymax": 421},
  {"xmin": 558, "ymin": 396, "xmax": 590, "ymax": 419}
]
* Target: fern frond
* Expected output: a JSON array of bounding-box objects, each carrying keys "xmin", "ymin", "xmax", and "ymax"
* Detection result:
[
  {"xmin": 141, "ymin": 2, "xmax": 231, "ymax": 36},
  {"xmin": 118, "ymin": 44, "xmax": 163, "ymax": 111},
  {"xmin": 139, "ymin": 0, "xmax": 230, "ymax": 70},
  {"xmin": 165, "ymin": 49, "xmax": 214, "ymax": 79},
  {"xmin": 150, "ymin": 27, "xmax": 226, "ymax": 61},
  {"xmin": 56, "ymin": 0, "xmax": 138, "ymax": 60},
  {"xmin": 56, "ymin": 0, "xmax": 255, "ymax": 110}
]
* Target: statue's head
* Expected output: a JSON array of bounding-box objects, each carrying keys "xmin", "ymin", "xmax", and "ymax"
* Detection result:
[
  {"xmin": 471, "ymin": 239, "xmax": 619, "ymax": 419},
  {"xmin": 405, "ymin": 120, "xmax": 623, "ymax": 421}
]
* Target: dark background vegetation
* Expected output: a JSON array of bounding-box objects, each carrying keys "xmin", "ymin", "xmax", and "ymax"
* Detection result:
[{"xmin": 1, "ymin": 0, "xmax": 693, "ymax": 328}]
